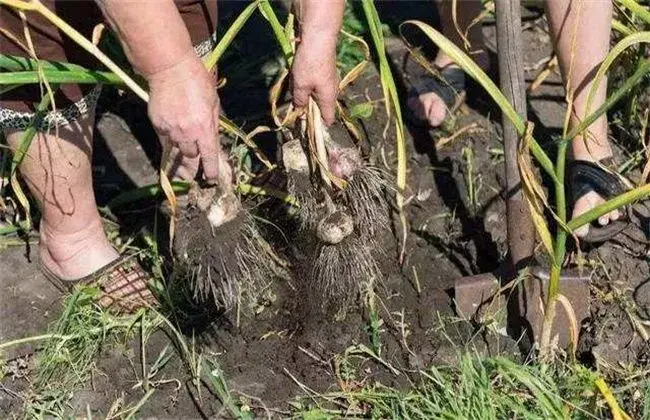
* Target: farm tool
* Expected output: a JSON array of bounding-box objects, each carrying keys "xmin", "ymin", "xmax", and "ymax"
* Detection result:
[{"xmin": 453, "ymin": 0, "xmax": 590, "ymax": 349}]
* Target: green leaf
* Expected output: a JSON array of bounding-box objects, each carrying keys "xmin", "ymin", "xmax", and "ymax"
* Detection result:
[
  {"xmin": 349, "ymin": 102, "xmax": 374, "ymax": 119},
  {"xmin": 203, "ymin": 0, "xmax": 260, "ymax": 71},
  {"xmin": 0, "ymin": 70, "xmax": 123, "ymax": 86}
]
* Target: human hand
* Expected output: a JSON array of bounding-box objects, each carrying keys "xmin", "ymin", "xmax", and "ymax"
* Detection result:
[
  {"xmin": 147, "ymin": 51, "xmax": 231, "ymax": 186},
  {"xmin": 291, "ymin": 37, "xmax": 339, "ymax": 125}
]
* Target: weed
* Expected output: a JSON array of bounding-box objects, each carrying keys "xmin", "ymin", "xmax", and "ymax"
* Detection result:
[
  {"xmin": 294, "ymin": 349, "xmax": 638, "ymax": 419},
  {"xmin": 462, "ymin": 146, "xmax": 483, "ymax": 214},
  {"xmin": 14, "ymin": 289, "xmax": 157, "ymax": 417}
]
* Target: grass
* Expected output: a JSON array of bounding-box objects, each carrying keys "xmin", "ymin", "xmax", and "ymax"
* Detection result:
[
  {"xmin": 286, "ymin": 326, "xmax": 646, "ymax": 419},
  {"xmin": 4, "ymin": 289, "xmax": 153, "ymax": 417},
  {"xmin": 296, "ymin": 355, "xmax": 584, "ymax": 419}
]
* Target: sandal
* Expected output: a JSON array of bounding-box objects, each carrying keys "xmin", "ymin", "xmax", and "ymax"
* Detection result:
[
  {"xmin": 569, "ymin": 158, "xmax": 632, "ymax": 243},
  {"xmin": 41, "ymin": 254, "xmax": 156, "ymax": 313},
  {"xmin": 407, "ymin": 65, "xmax": 466, "ymax": 127}
]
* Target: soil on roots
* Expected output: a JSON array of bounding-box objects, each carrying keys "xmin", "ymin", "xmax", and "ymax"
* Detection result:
[{"xmin": 173, "ymin": 206, "xmax": 279, "ymax": 311}]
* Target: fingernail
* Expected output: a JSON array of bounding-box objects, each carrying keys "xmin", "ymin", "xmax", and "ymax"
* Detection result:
[{"xmin": 202, "ymin": 175, "xmax": 217, "ymax": 185}]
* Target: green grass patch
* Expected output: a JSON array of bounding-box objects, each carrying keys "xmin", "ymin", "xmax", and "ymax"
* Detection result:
[{"xmin": 292, "ymin": 352, "xmax": 643, "ymax": 419}]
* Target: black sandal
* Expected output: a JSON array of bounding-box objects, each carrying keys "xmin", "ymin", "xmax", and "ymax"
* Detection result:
[
  {"xmin": 407, "ymin": 65, "xmax": 466, "ymax": 127},
  {"xmin": 568, "ymin": 158, "xmax": 631, "ymax": 243}
]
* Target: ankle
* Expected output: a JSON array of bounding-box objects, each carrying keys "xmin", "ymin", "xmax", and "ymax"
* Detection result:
[
  {"xmin": 434, "ymin": 52, "xmax": 457, "ymax": 70},
  {"xmin": 571, "ymin": 137, "xmax": 613, "ymax": 163},
  {"xmin": 40, "ymin": 218, "xmax": 118, "ymax": 279}
]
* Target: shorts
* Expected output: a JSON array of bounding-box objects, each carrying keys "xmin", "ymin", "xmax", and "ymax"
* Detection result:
[{"xmin": 0, "ymin": 0, "xmax": 217, "ymax": 131}]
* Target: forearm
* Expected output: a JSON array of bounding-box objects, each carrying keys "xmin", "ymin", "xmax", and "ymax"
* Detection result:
[
  {"xmin": 96, "ymin": 0, "xmax": 195, "ymax": 77},
  {"xmin": 296, "ymin": 0, "xmax": 345, "ymax": 50}
]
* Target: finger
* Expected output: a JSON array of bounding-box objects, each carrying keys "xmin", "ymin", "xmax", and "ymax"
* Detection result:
[
  {"xmin": 177, "ymin": 141, "xmax": 199, "ymax": 158},
  {"xmin": 610, "ymin": 209, "xmax": 620, "ymax": 221},
  {"xmin": 314, "ymin": 89, "xmax": 337, "ymax": 126},
  {"xmin": 175, "ymin": 155, "xmax": 200, "ymax": 181},
  {"xmin": 215, "ymin": 147, "xmax": 233, "ymax": 189},
  {"xmin": 166, "ymin": 148, "xmax": 199, "ymax": 181},
  {"xmin": 213, "ymin": 108, "xmax": 233, "ymax": 188},
  {"xmin": 197, "ymin": 127, "xmax": 220, "ymax": 183},
  {"xmin": 292, "ymin": 85, "xmax": 311, "ymax": 111},
  {"xmin": 598, "ymin": 214, "xmax": 610, "ymax": 226}
]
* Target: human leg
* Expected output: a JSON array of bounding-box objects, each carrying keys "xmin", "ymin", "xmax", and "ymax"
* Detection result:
[
  {"xmin": 408, "ymin": 0, "xmax": 487, "ymax": 127},
  {"xmin": 546, "ymin": 0, "xmax": 618, "ymax": 236},
  {"xmin": 1, "ymin": 1, "xmax": 153, "ymax": 309}
]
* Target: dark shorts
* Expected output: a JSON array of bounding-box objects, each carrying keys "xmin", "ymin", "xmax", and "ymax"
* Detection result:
[{"xmin": 0, "ymin": 0, "xmax": 217, "ymax": 131}]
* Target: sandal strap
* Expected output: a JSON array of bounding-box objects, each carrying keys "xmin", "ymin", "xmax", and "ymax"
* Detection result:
[
  {"xmin": 568, "ymin": 159, "xmax": 629, "ymax": 243},
  {"xmin": 409, "ymin": 66, "xmax": 466, "ymax": 109},
  {"xmin": 41, "ymin": 254, "xmax": 154, "ymax": 312},
  {"xmin": 41, "ymin": 254, "xmax": 132, "ymax": 293},
  {"xmin": 568, "ymin": 159, "xmax": 625, "ymax": 205}
]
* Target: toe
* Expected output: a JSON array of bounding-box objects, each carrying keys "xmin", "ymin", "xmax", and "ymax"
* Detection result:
[
  {"xmin": 572, "ymin": 190, "xmax": 607, "ymax": 236},
  {"xmin": 419, "ymin": 93, "xmax": 446, "ymax": 128},
  {"xmin": 575, "ymin": 224, "xmax": 590, "ymax": 238}
]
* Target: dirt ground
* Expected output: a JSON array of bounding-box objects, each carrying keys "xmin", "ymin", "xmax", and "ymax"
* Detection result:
[{"xmin": 2, "ymin": 5, "xmax": 650, "ymax": 418}]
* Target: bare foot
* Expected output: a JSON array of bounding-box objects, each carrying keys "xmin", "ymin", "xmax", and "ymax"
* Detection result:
[
  {"xmin": 572, "ymin": 190, "xmax": 620, "ymax": 238},
  {"xmin": 407, "ymin": 50, "xmax": 488, "ymax": 129},
  {"xmin": 407, "ymin": 91, "xmax": 448, "ymax": 128}
]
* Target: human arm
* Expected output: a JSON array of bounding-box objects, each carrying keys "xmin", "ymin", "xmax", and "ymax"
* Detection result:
[{"xmin": 96, "ymin": 0, "xmax": 228, "ymax": 184}]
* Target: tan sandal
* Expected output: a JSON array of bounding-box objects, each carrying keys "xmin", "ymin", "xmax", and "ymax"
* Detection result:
[{"xmin": 41, "ymin": 254, "xmax": 157, "ymax": 313}]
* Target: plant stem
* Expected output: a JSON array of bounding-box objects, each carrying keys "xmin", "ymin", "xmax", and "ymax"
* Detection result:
[
  {"xmin": 611, "ymin": 19, "xmax": 633, "ymax": 36},
  {"xmin": 0, "ymin": 54, "xmax": 97, "ymax": 72},
  {"xmin": 539, "ymin": 139, "xmax": 569, "ymax": 357},
  {"xmin": 258, "ymin": 0, "xmax": 293, "ymax": 62},
  {"xmin": 617, "ymin": 0, "xmax": 650, "ymax": 25},
  {"xmin": 0, "ymin": 333, "xmax": 69, "ymax": 350},
  {"xmin": 0, "ymin": 0, "xmax": 148, "ymax": 101},
  {"xmin": 0, "ymin": 69, "xmax": 123, "ymax": 85},
  {"xmin": 237, "ymin": 183, "xmax": 299, "ymax": 207},
  {"xmin": 105, "ymin": 181, "xmax": 190, "ymax": 210},
  {"xmin": 204, "ymin": 0, "xmax": 260, "ymax": 71},
  {"xmin": 568, "ymin": 182, "xmax": 650, "ymax": 230},
  {"xmin": 0, "ymin": 320, "xmax": 132, "ymax": 351},
  {"xmin": 362, "ymin": 0, "xmax": 409, "ymax": 261}
]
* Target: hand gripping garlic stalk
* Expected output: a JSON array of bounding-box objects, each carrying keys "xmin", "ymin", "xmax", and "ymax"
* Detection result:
[{"xmin": 282, "ymin": 99, "xmax": 390, "ymax": 306}]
